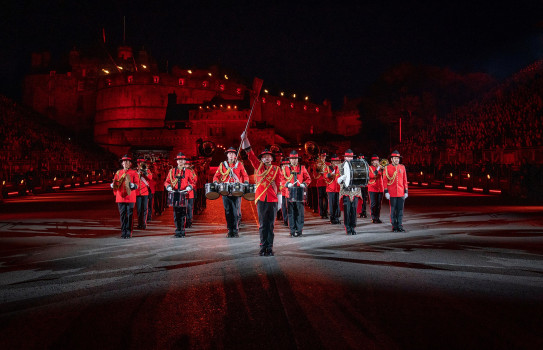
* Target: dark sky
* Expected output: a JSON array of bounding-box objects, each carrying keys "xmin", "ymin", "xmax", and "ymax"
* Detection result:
[{"xmin": 2, "ymin": 0, "xmax": 543, "ymax": 108}]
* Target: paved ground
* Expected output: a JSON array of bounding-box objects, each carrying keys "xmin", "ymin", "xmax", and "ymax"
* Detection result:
[{"xmin": 0, "ymin": 185, "xmax": 542, "ymax": 349}]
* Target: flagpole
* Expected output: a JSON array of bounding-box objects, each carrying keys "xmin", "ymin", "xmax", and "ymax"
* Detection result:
[{"xmin": 237, "ymin": 79, "xmax": 263, "ymax": 157}]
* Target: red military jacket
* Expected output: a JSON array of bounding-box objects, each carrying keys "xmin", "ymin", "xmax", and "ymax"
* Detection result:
[
  {"xmin": 136, "ymin": 169, "xmax": 153, "ymax": 196},
  {"xmin": 164, "ymin": 166, "xmax": 196, "ymax": 196},
  {"xmin": 367, "ymin": 165, "xmax": 384, "ymax": 193},
  {"xmin": 280, "ymin": 165, "xmax": 289, "ymax": 197},
  {"xmin": 213, "ymin": 161, "xmax": 249, "ymax": 184},
  {"xmin": 280, "ymin": 164, "xmax": 311, "ymax": 198},
  {"xmin": 324, "ymin": 165, "xmax": 340, "ymax": 193},
  {"xmin": 247, "ymin": 149, "xmax": 281, "ymax": 203},
  {"xmin": 112, "ymin": 168, "xmax": 139, "ymax": 203},
  {"xmin": 312, "ymin": 161, "xmax": 329, "ymax": 187},
  {"xmin": 187, "ymin": 167, "xmax": 197, "ymax": 199},
  {"xmin": 384, "ymin": 164, "xmax": 408, "ymax": 197}
]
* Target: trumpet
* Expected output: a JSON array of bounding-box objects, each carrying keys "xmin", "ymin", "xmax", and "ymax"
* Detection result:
[{"xmin": 379, "ymin": 159, "xmax": 389, "ymax": 168}]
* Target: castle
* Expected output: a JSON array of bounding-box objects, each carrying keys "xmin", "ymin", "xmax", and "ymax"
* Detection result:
[{"xmin": 23, "ymin": 45, "xmax": 361, "ymax": 161}]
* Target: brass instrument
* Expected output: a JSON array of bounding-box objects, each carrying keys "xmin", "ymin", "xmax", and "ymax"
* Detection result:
[
  {"xmin": 270, "ymin": 144, "xmax": 283, "ymax": 157},
  {"xmin": 316, "ymin": 158, "xmax": 327, "ymax": 174},
  {"xmin": 198, "ymin": 140, "xmax": 216, "ymax": 157},
  {"xmin": 304, "ymin": 141, "xmax": 319, "ymax": 159},
  {"xmin": 379, "ymin": 159, "xmax": 389, "ymax": 168}
]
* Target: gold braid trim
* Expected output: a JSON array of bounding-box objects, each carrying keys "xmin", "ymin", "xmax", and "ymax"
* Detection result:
[
  {"xmin": 385, "ymin": 165, "xmax": 398, "ymax": 185},
  {"xmin": 255, "ymin": 164, "xmax": 279, "ymax": 202},
  {"xmin": 368, "ymin": 166, "xmax": 377, "ymax": 185}
]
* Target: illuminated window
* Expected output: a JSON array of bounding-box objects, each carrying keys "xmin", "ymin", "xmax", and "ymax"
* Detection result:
[
  {"xmin": 202, "ymin": 81, "xmax": 208, "ymax": 88},
  {"xmin": 303, "ymin": 105, "xmax": 307, "ymax": 111},
  {"xmin": 262, "ymin": 97, "xmax": 266, "ymax": 103},
  {"xmin": 153, "ymin": 76, "xmax": 160, "ymax": 83},
  {"xmin": 219, "ymin": 84, "xmax": 225, "ymax": 91},
  {"xmin": 127, "ymin": 75, "xmax": 134, "ymax": 83},
  {"xmin": 236, "ymin": 88, "xmax": 242, "ymax": 95},
  {"xmin": 105, "ymin": 79, "xmax": 111, "ymax": 86},
  {"xmin": 178, "ymin": 78, "xmax": 185, "ymax": 86},
  {"xmin": 290, "ymin": 103, "xmax": 294, "ymax": 109},
  {"xmin": 276, "ymin": 100, "xmax": 281, "ymax": 106},
  {"xmin": 315, "ymin": 107, "xmax": 319, "ymax": 113}
]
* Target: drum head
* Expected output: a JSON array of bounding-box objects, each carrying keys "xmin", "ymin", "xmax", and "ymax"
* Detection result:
[{"xmin": 343, "ymin": 161, "xmax": 352, "ymax": 187}]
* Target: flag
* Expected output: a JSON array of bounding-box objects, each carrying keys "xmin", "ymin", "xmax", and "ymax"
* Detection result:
[{"xmin": 252, "ymin": 77, "xmax": 263, "ymax": 96}]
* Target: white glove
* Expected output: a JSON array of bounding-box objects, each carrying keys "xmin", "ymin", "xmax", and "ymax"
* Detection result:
[
  {"xmin": 287, "ymin": 183, "xmax": 293, "ymax": 188},
  {"xmin": 403, "ymin": 193, "xmax": 408, "ymax": 199},
  {"xmin": 385, "ymin": 193, "xmax": 390, "ymax": 200},
  {"xmin": 110, "ymin": 183, "xmax": 114, "ymax": 189},
  {"xmin": 129, "ymin": 183, "xmax": 137, "ymax": 190},
  {"xmin": 376, "ymin": 165, "xmax": 381, "ymax": 172},
  {"xmin": 166, "ymin": 185, "xmax": 173, "ymax": 192},
  {"xmin": 186, "ymin": 185, "xmax": 193, "ymax": 192},
  {"xmin": 300, "ymin": 183, "xmax": 306, "ymax": 188},
  {"xmin": 241, "ymin": 131, "xmax": 251, "ymax": 149},
  {"xmin": 337, "ymin": 175, "xmax": 346, "ymax": 184}
]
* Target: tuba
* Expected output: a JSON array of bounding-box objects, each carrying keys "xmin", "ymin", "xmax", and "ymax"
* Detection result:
[
  {"xmin": 304, "ymin": 141, "xmax": 319, "ymax": 159},
  {"xmin": 198, "ymin": 140, "xmax": 216, "ymax": 157}
]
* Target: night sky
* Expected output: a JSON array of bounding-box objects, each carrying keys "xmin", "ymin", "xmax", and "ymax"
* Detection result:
[{"xmin": 2, "ymin": 0, "xmax": 543, "ymax": 108}]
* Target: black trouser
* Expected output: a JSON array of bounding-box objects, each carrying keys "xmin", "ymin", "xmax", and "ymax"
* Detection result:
[
  {"xmin": 328, "ymin": 192, "xmax": 340, "ymax": 223},
  {"xmin": 223, "ymin": 195, "xmax": 241, "ymax": 232},
  {"xmin": 187, "ymin": 198, "xmax": 194, "ymax": 224},
  {"xmin": 147, "ymin": 192, "xmax": 153, "ymax": 221},
  {"xmin": 369, "ymin": 191, "xmax": 383, "ymax": 220},
  {"xmin": 154, "ymin": 191, "xmax": 163, "ymax": 214},
  {"xmin": 389, "ymin": 197, "xmax": 405, "ymax": 229},
  {"xmin": 342, "ymin": 196, "xmax": 358, "ymax": 233},
  {"xmin": 282, "ymin": 195, "xmax": 289, "ymax": 225},
  {"xmin": 361, "ymin": 187, "xmax": 368, "ymax": 214},
  {"xmin": 173, "ymin": 206, "xmax": 187, "ymax": 235},
  {"xmin": 136, "ymin": 195, "xmax": 148, "ymax": 227},
  {"xmin": 318, "ymin": 186, "xmax": 328, "ymax": 216},
  {"xmin": 288, "ymin": 200, "xmax": 305, "ymax": 234},
  {"xmin": 257, "ymin": 201, "xmax": 277, "ymax": 249},
  {"xmin": 309, "ymin": 187, "xmax": 318, "ymax": 212},
  {"xmin": 117, "ymin": 202, "xmax": 134, "ymax": 236}
]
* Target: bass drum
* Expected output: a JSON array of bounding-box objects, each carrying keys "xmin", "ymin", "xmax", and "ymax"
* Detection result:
[
  {"xmin": 343, "ymin": 159, "xmax": 370, "ymax": 187},
  {"xmin": 242, "ymin": 184, "xmax": 256, "ymax": 201},
  {"xmin": 205, "ymin": 183, "xmax": 220, "ymax": 200},
  {"xmin": 231, "ymin": 182, "xmax": 245, "ymax": 197}
]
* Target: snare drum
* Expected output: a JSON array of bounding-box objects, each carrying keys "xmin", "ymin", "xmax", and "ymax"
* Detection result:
[
  {"xmin": 205, "ymin": 183, "xmax": 220, "ymax": 200},
  {"xmin": 242, "ymin": 183, "xmax": 256, "ymax": 201},
  {"xmin": 218, "ymin": 182, "xmax": 231, "ymax": 196},
  {"xmin": 288, "ymin": 186, "xmax": 305, "ymax": 202},
  {"xmin": 231, "ymin": 182, "xmax": 245, "ymax": 197},
  {"xmin": 168, "ymin": 190, "xmax": 188, "ymax": 207}
]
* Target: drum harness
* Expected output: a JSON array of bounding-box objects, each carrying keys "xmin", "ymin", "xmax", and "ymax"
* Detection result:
[
  {"xmin": 219, "ymin": 161, "xmax": 240, "ymax": 183},
  {"xmin": 170, "ymin": 167, "xmax": 186, "ymax": 191}
]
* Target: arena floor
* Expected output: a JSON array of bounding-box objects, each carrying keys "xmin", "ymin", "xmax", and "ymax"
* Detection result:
[{"xmin": 0, "ymin": 185, "xmax": 542, "ymax": 349}]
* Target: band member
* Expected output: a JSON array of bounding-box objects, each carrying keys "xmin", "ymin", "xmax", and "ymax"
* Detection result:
[
  {"xmin": 384, "ymin": 150, "xmax": 408, "ymax": 232},
  {"xmin": 274, "ymin": 151, "xmax": 284, "ymax": 221},
  {"xmin": 337, "ymin": 149, "xmax": 362, "ymax": 235},
  {"xmin": 136, "ymin": 158, "xmax": 152, "ymax": 229},
  {"xmin": 111, "ymin": 155, "xmax": 139, "ymax": 238},
  {"xmin": 281, "ymin": 150, "xmax": 311, "ymax": 237},
  {"xmin": 241, "ymin": 132, "xmax": 281, "ymax": 256},
  {"xmin": 368, "ymin": 154, "xmax": 385, "ymax": 223},
  {"xmin": 185, "ymin": 159, "xmax": 197, "ymax": 228},
  {"xmin": 153, "ymin": 162, "xmax": 165, "ymax": 216},
  {"xmin": 357, "ymin": 154, "xmax": 369, "ymax": 218},
  {"xmin": 213, "ymin": 146, "xmax": 250, "ymax": 237},
  {"xmin": 279, "ymin": 157, "xmax": 290, "ymax": 226},
  {"xmin": 325, "ymin": 154, "xmax": 341, "ymax": 224},
  {"xmin": 147, "ymin": 160, "xmax": 155, "ymax": 222},
  {"xmin": 314, "ymin": 151, "xmax": 329, "ymax": 219},
  {"xmin": 164, "ymin": 152, "xmax": 196, "ymax": 237}
]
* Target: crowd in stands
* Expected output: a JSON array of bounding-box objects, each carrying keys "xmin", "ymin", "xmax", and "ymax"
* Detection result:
[
  {"xmin": 0, "ymin": 95, "xmax": 117, "ymax": 191},
  {"xmin": 396, "ymin": 60, "xmax": 543, "ymax": 200}
]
